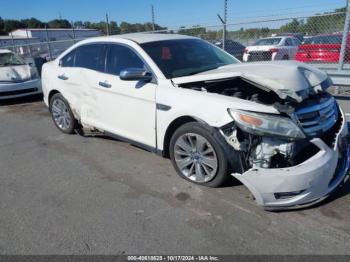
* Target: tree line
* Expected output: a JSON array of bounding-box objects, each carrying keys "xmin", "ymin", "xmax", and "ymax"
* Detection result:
[
  {"xmin": 0, "ymin": 6, "xmax": 346, "ymax": 39},
  {"xmin": 176, "ymin": 7, "xmax": 346, "ymax": 42},
  {"xmin": 0, "ymin": 17, "xmax": 167, "ymax": 35}
]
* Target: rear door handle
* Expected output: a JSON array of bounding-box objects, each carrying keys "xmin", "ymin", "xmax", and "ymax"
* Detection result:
[
  {"xmin": 57, "ymin": 74, "xmax": 68, "ymax": 80},
  {"xmin": 98, "ymin": 81, "xmax": 111, "ymax": 88}
]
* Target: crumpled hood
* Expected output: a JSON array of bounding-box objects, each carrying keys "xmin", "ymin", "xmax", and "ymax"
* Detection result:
[
  {"xmin": 172, "ymin": 61, "xmax": 329, "ymax": 102},
  {"xmin": 0, "ymin": 65, "xmax": 32, "ymax": 82}
]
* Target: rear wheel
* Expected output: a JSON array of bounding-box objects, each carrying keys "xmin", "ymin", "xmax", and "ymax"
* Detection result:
[
  {"xmin": 49, "ymin": 93, "xmax": 77, "ymax": 134},
  {"xmin": 282, "ymin": 55, "xmax": 289, "ymax": 60},
  {"xmin": 169, "ymin": 122, "xmax": 229, "ymax": 187}
]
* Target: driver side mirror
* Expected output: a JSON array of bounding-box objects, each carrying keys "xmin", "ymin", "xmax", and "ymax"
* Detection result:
[{"xmin": 120, "ymin": 68, "xmax": 153, "ymax": 81}]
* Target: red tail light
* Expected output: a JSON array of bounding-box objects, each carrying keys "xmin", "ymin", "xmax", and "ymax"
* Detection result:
[
  {"xmin": 269, "ymin": 48, "xmax": 278, "ymax": 53},
  {"xmin": 244, "ymin": 48, "xmax": 249, "ymax": 54}
]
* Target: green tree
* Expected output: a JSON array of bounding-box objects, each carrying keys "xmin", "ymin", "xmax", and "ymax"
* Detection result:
[
  {"xmin": 109, "ymin": 21, "xmax": 119, "ymax": 34},
  {"xmin": 178, "ymin": 26, "xmax": 206, "ymax": 37},
  {"xmin": 119, "ymin": 22, "xmax": 133, "ymax": 34},
  {"xmin": 21, "ymin": 18, "xmax": 44, "ymax": 28},
  {"xmin": 73, "ymin": 21, "xmax": 84, "ymax": 29},
  {"xmin": 47, "ymin": 19, "xmax": 71, "ymax": 28},
  {"xmin": 4, "ymin": 19, "xmax": 25, "ymax": 33},
  {"xmin": 280, "ymin": 19, "xmax": 300, "ymax": 33},
  {"xmin": 0, "ymin": 17, "xmax": 5, "ymax": 35}
]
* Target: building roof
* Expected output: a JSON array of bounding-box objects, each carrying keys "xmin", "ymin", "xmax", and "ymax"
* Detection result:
[
  {"xmin": 0, "ymin": 36, "xmax": 39, "ymax": 40},
  {"xmin": 0, "ymin": 49, "xmax": 12, "ymax": 53},
  {"xmin": 100, "ymin": 32, "xmax": 197, "ymax": 44}
]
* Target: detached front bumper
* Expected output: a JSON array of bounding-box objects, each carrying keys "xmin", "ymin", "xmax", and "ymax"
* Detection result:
[
  {"xmin": 232, "ymin": 109, "xmax": 350, "ymax": 210},
  {"xmin": 0, "ymin": 79, "xmax": 42, "ymax": 100}
]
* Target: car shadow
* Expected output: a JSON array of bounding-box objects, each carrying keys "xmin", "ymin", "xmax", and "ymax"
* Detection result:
[
  {"xmin": 76, "ymin": 131, "xmax": 243, "ymax": 187},
  {"xmin": 0, "ymin": 94, "xmax": 43, "ymax": 106}
]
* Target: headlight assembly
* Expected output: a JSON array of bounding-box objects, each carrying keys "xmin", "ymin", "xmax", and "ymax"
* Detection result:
[{"xmin": 228, "ymin": 109, "xmax": 306, "ymax": 140}]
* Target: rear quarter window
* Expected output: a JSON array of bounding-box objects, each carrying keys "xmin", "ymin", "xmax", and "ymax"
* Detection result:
[{"xmin": 60, "ymin": 50, "xmax": 76, "ymax": 67}]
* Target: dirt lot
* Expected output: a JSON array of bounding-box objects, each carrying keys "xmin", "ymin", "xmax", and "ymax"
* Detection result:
[{"xmin": 1, "ymin": 95, "xmax": 350, "ymax": 255}]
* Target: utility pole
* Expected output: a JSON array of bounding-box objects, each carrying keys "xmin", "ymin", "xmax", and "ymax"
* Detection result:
[
  {"xmin": 223, "ymin": 0, "xmax": 227, "ymax": 51},
  {"xmin": 338, "ymin": 0, "xmax": 350, "ymax": 70},
  {"xmin": 217, "ymin": 0, "xmax": 228, "ymax": 51},
  {"xmin": 10, "ymin": 32, "xmax": 15, "ymax": 51},
  {"xmin": 151, "ymin": 5, "xmax": 155, "ymax": 31},
  {"xmin": 45, "ymin": 24, "xmax": 52, "ymax": 60},
  {"xmin": 71, "ymin": 20, "xmax": 76, "ymax": 43},
  {"xmin": 25, "ymin": 29, "xmax": 32, "ymax": 58},
  {"xmin": 106, "ymin": 14, "xmax": 110, "ymax": 35}
]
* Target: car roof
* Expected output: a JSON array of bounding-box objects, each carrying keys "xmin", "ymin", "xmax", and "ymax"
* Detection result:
[
  {"xmin": 259, "ymin": 36, "xmax": 285, "ymax": 39},
  {"xmin": 86, "ymin": 33, "xmax": 198, "ymax": 44}
]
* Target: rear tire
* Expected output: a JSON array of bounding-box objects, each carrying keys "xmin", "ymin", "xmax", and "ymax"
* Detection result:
[
  {"xmin": 169, "ymin": 122, "xmax": 229, "ymax": 187},
  {"xmin": 49, "ymin": 93, "xmax": 77, "ymax": 134},
  {"xmin": 282, "ymin": 55, "xmax": 289, "ymax": 60}
]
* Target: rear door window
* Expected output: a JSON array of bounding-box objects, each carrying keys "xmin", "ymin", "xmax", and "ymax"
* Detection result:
[
  {"xmin": 74, "ymin": 44, "xmax": 107, "ymax": 72},
  {"xmin": 254, "ymin": 38, "xmax": 282, "ymax": 46},
  {"xmin": 303, "ymin": 35, "xmax": 342, "ymax": 44},
  {"xmin": 106, "ymin": 44, "xmax": 145, "ymax": 76},
  {"xmin": 292, "ymin": 38, "xmax": 301, "ymax": 46},
  {"xmin": 285, "ymin": 38, "xmax": 293, "ymax": 46}
]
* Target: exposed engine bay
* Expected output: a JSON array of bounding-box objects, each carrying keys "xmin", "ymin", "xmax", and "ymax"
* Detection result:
[
  {"xmin": 171, "ymin": 62, "xmax": 349, "ymax": 209},
  {"xmin": 179, "ymin": 77, "xmax": 283, "ymax": 105},
  {"xmin": 178, "ymin": 76, "xmax": 341, "ymax": 171}
]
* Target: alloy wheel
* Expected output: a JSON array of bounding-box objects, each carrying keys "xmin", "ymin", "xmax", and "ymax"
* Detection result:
[
  {"xmin": 51, "ymin": 98, "xmax": 72, "ymax": 131},
  {"xmin": 174, "ymin": 133, "xmax": 218, "ymax": 183}
]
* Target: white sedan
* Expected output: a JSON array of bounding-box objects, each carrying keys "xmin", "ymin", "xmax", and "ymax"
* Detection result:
[
  {"xmin": 243, "ymin": 36, "xmax": 300, "ymax": 62},
  {"xmin": 42, "ymin": 33, "xmax": 349, "ymax": 210},
  {"xmin": 0, "ymin": 49, "xmax": 41, "ymax": 99}
]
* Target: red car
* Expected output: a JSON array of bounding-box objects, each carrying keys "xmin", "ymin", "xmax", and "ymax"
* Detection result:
[{"xmin": 295, "ymin": 33, "xmax": 350, "ymax": 63}]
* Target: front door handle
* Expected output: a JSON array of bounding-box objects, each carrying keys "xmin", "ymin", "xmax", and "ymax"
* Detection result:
[
  {"xmin": 98, "ymin": 81, "xmax": 111, "ymax": 88},
  {"xmin": 57, "ymin": 74, "xmax": 68, "ymax": 80}
]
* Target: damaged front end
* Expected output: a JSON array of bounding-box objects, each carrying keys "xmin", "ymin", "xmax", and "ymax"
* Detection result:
[
  {"xmin": 174, "ymin": 63, "xmax": 350, "ymax": 210},
  {"xmin": 223, "ymin": 92, "xmax": 350, "ymax": 210}
]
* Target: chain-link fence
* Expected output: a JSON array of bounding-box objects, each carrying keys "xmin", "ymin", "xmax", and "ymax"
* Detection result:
[
  {"xmin": 1, "ymin": 7, "xmax": 349, "ymax": 79},
  {"xmin": 166, "ymin": 11, "xmax": 349, "ymax": 66}
]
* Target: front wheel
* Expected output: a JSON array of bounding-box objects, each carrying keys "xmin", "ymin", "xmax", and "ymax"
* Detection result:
[
  {"xmin": 169, "ymin": 122, "xmax": 229, "ymax": 187},
  {"xmin": 49, "ymin": 93, "xmax": 77, "ymax": 134}
]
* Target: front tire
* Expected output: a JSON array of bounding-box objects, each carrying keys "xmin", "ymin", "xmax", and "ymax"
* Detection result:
[
  {"xmin": 49, "ymin": 93, "xmax": 77, "ymax": 134},
  {"xmin": 169, "ymin": 122, "xmax": 229, "ymax": 187}
]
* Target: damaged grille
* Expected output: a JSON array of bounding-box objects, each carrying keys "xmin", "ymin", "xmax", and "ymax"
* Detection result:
[{"xmin": 294, "ymin": 96, "xmax": 338, "ymax": 137}]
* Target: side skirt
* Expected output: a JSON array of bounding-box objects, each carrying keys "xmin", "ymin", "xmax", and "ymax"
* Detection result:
[{"xmin": 104, "ymin": 131, "xmax": 163, "ymax": 157}]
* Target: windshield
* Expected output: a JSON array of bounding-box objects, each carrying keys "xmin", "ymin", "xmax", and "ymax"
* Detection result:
[
  {"xmin": 303, "ymin": 35, "xmax": 342, "ymax": 44},
  {"xmin": 0, "ymin": 52, "xmax": 26, "ymax": 67},
  {"xmin": 140, "ymin": 39, "xmax": 237, "ymax": 78},
  {"xmin": 254, "ymin": 38, "xmax": 282, "ymax": 46}
]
